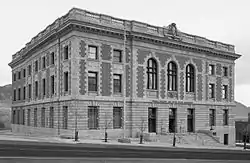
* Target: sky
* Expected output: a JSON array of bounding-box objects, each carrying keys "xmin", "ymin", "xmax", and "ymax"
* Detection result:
[{"xmin": 0, "ymin": 0, "xmax": 249, "ymax": 106}]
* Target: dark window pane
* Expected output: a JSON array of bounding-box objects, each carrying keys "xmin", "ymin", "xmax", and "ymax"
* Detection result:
[
  {"xmin": 147, "ymin": 58, "xmax": 157, "ymax": 90},
  {"xmin": 88, "ymin": 46, "xmax": 98, "ymax": 59},
  {"xmin": 113, "ymin": 50, "xmax": 122, "ymax": 62},
  {"xmin": 113, "ymin": 74, "xmax": 122, "ymax": 93},
  {"xmin": 88, "ymin": 106, "xmax": 99, "ymax": 129},
  {"xmin": 64, "ymin": 46, "xmax": 69, "ymax": 60},
  {"xmin": 113, "ymin": 107, "xmax": 122, "ymax": 129},
  {"xmin": 88, "ymin": 72, "xmax": 97, "ymax": 91}
]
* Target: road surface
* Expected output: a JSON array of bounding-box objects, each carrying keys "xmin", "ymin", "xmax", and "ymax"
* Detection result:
[{"xmin": 0, "ymin": 140, "xmax": 249, "ymax": 162}]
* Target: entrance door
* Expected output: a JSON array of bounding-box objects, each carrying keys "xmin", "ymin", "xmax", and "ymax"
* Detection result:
[
  {"xmin": 148, "ymin": 108, "xmax": 156, "ymax": 133},
  {"xmin": 224, "ymin": 134, "xmax": 228, "ymax": 145},
  {"xmin": 169, "ymin": 108, "xmax": 177, "ymax": 133},
  {"xmin": 187, "ymin": 109, "xmax": 195, "ymax": 132}
]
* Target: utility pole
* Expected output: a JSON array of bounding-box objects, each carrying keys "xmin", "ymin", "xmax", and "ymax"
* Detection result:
[{"xmin": 122, "ymin": 22, "xmax": 126, "ymax": 139}]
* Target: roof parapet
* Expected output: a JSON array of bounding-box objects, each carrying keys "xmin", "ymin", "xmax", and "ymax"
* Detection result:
[{"xmin": 11, "ymin": 7, "xmax": 236, "ymax": 61}]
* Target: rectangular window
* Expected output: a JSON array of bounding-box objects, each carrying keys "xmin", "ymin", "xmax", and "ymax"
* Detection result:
[
  {"xmin": 17, "ymin": 110, "xmax": 20, "ymax": 124},
  {"xmin": 113, "ymin": 107, "xmax": 122, "ymax": 129},
  {"xmin": 209, "ymin": 109, "xmax": 216, "ymax": 126},
  {"xmin": 113, "ymin": 49, "xmax": 122, "ymax": 62},
  {"xmin": 222, "ymin": 85, "xmax": 228, "ymax": 99},
  {"xmin": 42, "ymin": 78, "xmax": 46, "ymax": 97},
  {"xmin": 35, "ymin": 60, "xmax": 38, "ymax": 72},
  {"xmin": 27, "ymin": 109, "xmax": 31, "ymax": 126},
  {"xmin": 223, "ymin": 110, "xmax": 229, "ymax": 125},
  {"xmin": 113, "ymin": 74, "xmax": 122, "ymax": 93},
  {"xmin": 51, "ymin": 75, "xmax": 55, "ymax": 95},
  {"xmin": 34, "ymin": 108, "xmax": 37, "ymax": 127},
  {"xmin": 41, "ymin": 108, "xmax": 46, "ymax": 127},
  {"xmin": 13, "ymin": 89, "xmax": 16, "ymax": 101},
  {"xmin": 88, "ymin": 106, "xmax": 99, "ymax": 129},
  {"xmin": 62, "ymin": 106, "xmax": 68, "ymax": 129},
  {"xmin": 28, "ymin": 65, "xmax": 32, "ymax": 76},
  {"xmin": 64, "ymin": 46, "xmax": 69, "ymax": 60},
  {"xmin": 88, "ymin": 45, "xmax": 98, "ymax": 60},
  {"xmin": 23, "ymin": 69, "xmax": 26, "ymax": 78},
  {"xmin": 209, "ymin": 64, "xmax": 215, "ymax": 75},
  {"xmin": 23, "ymin": 86, "xmax": 26, "ymax": 100},
  {"xmin": 223, "ymin": 67, "xmax": 228, "ymax": 77},
  {"xmin": 35, "ymin": 81, "xmax": 38, "ymax": 98},
  {"xmin": 64, "ymin": 72, "xmax": 69, "ymax": 92},
  {"xmin": 209, "ymin": 83, "xmax": 215, "ymax": 99},
  {"xmin": 18, "ymin": 88, "xmax": 21, "ymax": 100},
  {"xmin": 28, "ymin": 84, "xmax": 32, "ymax": 99},
  {"xmin": 13, "ymin": 73, "xmax": 16, "ymax": 81},
  {"xmin": 49, "ymin": 107, "xmax": 54, "ymax": 128},
  {"xmin": 42, "ymin": 56, "xmax": 46, "ymax": 69},
  {"xmin": 18, "ymin": 71, "xmax": 21, "ymax": 80},
  {"xmin": 12, "ymin": 110, "xmax": 16, "ymax": 124},
  {"xmin": 22, "ymin": 109, "xmax": 25, "ymax": 125},
  {"xmin": 88, "ymin": 72, "xmax": 98, "ymax": 92},
  {"xmin": 50, "ymin": 52, "xmax": 55, "ymax": 65}
]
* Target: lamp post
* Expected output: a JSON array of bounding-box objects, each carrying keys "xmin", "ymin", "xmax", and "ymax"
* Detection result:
[
  {"xmin": 173, "ymin": 124, "xmax": 176, "ymax": 147},
  {"xmin": 74, "ymin": 108, "xmax": 78, "ymax": 142}
]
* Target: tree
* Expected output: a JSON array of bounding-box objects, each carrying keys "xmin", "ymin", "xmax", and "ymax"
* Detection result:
[{"xmin": 237, "ymin": 122, "xmax": 250, "ymax": 149}]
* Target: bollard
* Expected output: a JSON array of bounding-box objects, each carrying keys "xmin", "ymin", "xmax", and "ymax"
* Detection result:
[
  {"xmin": 75, "ymin": 131, "xmax": 79, "ymax": 142},
  {"xmin": 173, "ymin": 135, "xmax": 176, "ymax": 147},
  {"xmin": 139, "ymin": 134, "xmax": 143, "ymax": 144},
  {"xmin": 104, "ymin": 131, "xmax": 108, "ymax": 142}
]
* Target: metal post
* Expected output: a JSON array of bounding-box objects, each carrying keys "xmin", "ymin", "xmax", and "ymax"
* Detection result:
[
  {"xmin": 173, "ymin": 124, "xmax": 176, "ymax": 147},
  {"xmin": 123, "ymin": 23, "xmax": 126, "ymax": 139},
  {"xmin": 75, "ymin": 106, "xmax": 78, "ymax": 141},
  {"xmin": 56, "ymin": 22, "xmax": 61, "ymax": 136}
]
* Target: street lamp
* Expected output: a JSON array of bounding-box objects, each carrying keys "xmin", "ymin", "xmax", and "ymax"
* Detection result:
[
  {"xmin": 74, "ymin": 108, "xmax": 78, "ymax": 142},
  {"xmin": 173, "ymin": 124, "xmax": 176, "ymax": 147}
]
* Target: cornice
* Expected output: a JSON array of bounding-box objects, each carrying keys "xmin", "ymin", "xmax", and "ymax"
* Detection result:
[{"xmin": 9, "ymin": 8, "xmax": 241, "ymax": 68}]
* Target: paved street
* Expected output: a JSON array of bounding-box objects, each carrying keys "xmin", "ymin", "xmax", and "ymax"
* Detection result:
[
  {"xmin": 1, "ymin": 157, "xmax": 250, "ymax": 163},
  {"xmin": 0, "ymin": 140, "xmax": 249, "ymax": 161}
]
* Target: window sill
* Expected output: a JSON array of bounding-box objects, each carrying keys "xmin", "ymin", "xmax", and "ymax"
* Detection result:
[
  {"xmin": 113, "ymin": 93, "xmax": 123, "ymax": 97},
  {"xmin": 87, "ymin": 58, "xmax": 99, "ymax": 62},
  {"xmin": 88, "ymin": 91, "xmax": 98, "ymax": 96},
  {"xmin": 167, "ymin": 91, "xmax": 178, "ymax": 99},
  {"xmin": 146, "ymin": 90, "xmax": 158, "ymax": 98},
  {"xmin": 113, "ymin": 61, "xmax": 123, "ymax": 64}
]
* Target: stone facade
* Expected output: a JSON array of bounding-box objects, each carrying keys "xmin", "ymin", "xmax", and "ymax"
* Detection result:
[{"xmin": 9, "ymin": 8, "xmax": 241, "ymax": 145}]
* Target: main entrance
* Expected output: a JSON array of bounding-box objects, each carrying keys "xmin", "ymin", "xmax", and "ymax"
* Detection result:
[
  {"xmin": 148, "ymin": 108, "xmax": 156, "ymax": 133},
  {"xmin": 169, "ymin": 108, "xmax": 177, "ymax": 133},
  {"xmin": 187, "ymin": 109, "xmax": 195, "ymax": 132}
]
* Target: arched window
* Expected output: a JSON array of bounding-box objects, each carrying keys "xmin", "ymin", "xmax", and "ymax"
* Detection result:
[
  {"xmin": 186, "ymin": 64, "xmax": 195, "ymax": 92},
  {"xmin": 167, "ymin": 61, "xmax": 177, "ymax": 91},
  {"xmin": 147, "ymin": 58, "xmax": 157, "ymax": 90}
]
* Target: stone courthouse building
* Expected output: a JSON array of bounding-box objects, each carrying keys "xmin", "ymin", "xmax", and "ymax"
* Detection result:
[{"xmin": 9, "ymin": 8, "xmax": 240, "ymax": 145}]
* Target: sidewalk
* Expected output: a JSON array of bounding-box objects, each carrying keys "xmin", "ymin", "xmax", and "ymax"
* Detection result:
[{"xmin": 0, "ymin": 131, "xmax": 247, "ymax": 151}]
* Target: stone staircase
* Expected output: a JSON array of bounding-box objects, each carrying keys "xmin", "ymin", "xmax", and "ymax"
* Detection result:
[{"xmin": 151, "ymin": 131, "xmax": 225, "ymax": 147}]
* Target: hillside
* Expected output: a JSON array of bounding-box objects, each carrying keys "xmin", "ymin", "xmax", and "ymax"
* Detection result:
[
  {"xmin": 233, "ymin": 101, "xmax": 250, "ymax": 121},
  {"xmin": 0, "ymin": 84, "xmax": 11, "ymax": 101},
  {"xmin": 0, "ymin": 84, "xmax": 11, "ymax": 129}
]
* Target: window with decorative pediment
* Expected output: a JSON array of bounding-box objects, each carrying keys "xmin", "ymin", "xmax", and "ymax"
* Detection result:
[
  {"xmin": 186, "ymin": 64, "xmax": 195, "ymax": 92},
  {"xmin": 147, "ymin": 58, "xmax": 157, "ymax": 90},
  {"xmin": 167, "ymin": 61, "xmax": 177, "ymax": 91}
]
